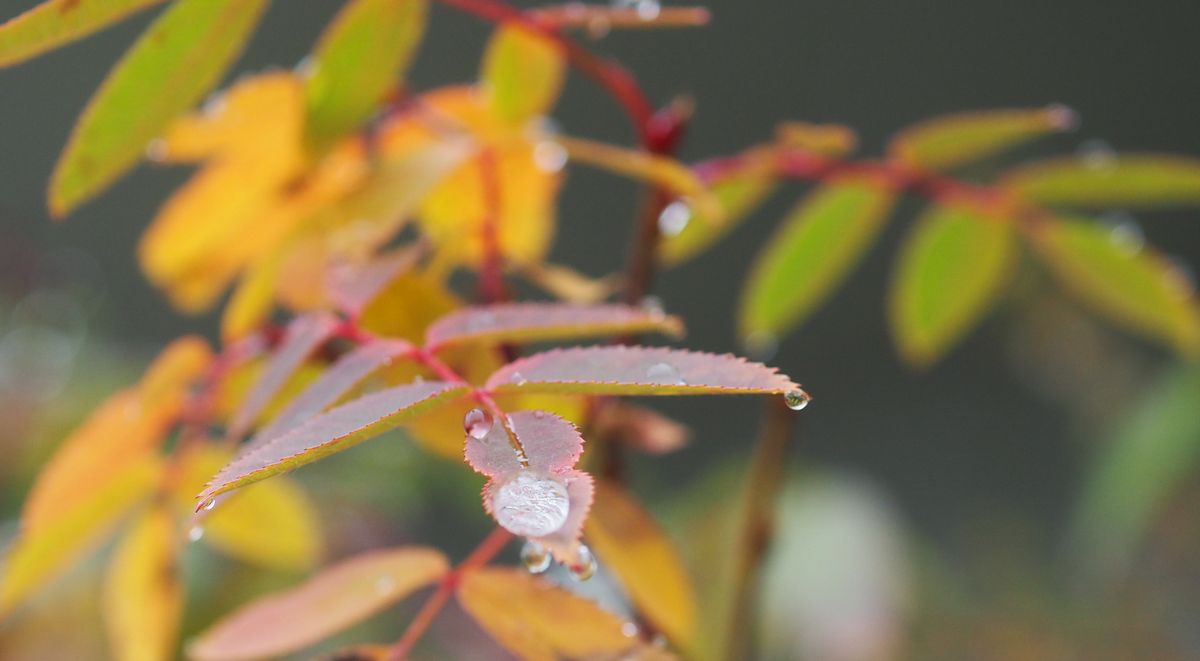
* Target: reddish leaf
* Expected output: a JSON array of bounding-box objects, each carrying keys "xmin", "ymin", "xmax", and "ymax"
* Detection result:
[
  {"xmin": 426, "ymin": 302, "xmax": 684, "ymax": 350},
  {"xmin": 189, "ymin": 547, "xmax": 448, "ymax": 660},
  {"xmin": 244, "ymin": 339, "xmax": 415, "ymax": 456},
  {"xmin": 228, "ymin": 312, "xmax": 340, "ymax": 441},
  {"xmin": 326, "ymin": 245, "xmax": 425, "ymax": 317},
  {"xmin": 466, "ymin": 410, "xmax": 584, "ymax": 478},
  {"xmin": 199, "ymin": 381, "xmax": 468, "ymax": 503},
  {"xmin": 486, "ymin": 346, "xmax": 799, "ymax": 397},
  {"xmin": 592, "ymin": 401, "xmax": 689, "ymax": 454}
]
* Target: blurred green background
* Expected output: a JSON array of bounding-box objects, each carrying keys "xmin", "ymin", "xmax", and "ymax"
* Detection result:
[{"xmin": 2, "ymin": 1, "xmax": 1199, "ymax": 659}]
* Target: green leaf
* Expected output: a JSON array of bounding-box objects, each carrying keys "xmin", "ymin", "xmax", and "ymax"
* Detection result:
[
  {"xmin": 738, "ymin": 178, "xmax": 896, "ymax": 342},
  {"xmin": 1028, "ymin": 217, "xmax": 1200, "ymax": 353},
  {"xmin": 305, "ymin": 0, "xmax": 428, "ymax": 150},
  {"xmin": 0, "ymin": 0, "xmax": 164, "ymax": 68},
  {"xmin": 48, "ymin": 0, "xmax": 269, "ymax": 216},
  {"xmin": 480, "ymin": 23, "xmax": 565, "ymax": 125},
  {"xmin": 659, "ymin": 157, "xmax": 778, "ymax": 266},
  {"xmin": 888, "ymin": 105, "xmax": 1076, "ymax": 172},
  {"xmin": 889, "ymin": 204, "xmax": 1016, "ymax": 366},
  {"xmin": 1069, "ymin": 364, "xmax": 1200, "ymax": 581},
  {"xmin": 1002, "ymin": 154, "xmax": 1200, "ymax": 209}
]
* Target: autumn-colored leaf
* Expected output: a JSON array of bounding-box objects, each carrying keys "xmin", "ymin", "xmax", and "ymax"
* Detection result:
[
  {"xmin": 739, "ymin": 177, "xmax": 896, "ymax": 342},
  {"xmin": 0, "ymin": 0, "xmax": 163, "ymax": 68},
  {"xmin": 481, "ymin": 23, "xmax": 566, "ymax": 125},
  {"xmin": 889, "ymin": 204, "xmax": 1016, "ymax": 366},
  {"xmin": 176, "ymin": 445, "xmax": 323, "ymax": 571},
  {"xmin": 457, "ymin": 567, "xmax": 634, "ymax": 661},
  {"xmin": 48, "ymin": 0, "xmax": 269, "ymax": 215},
  {"xmin": 305, "ymin": 0, "xmax": 429, "ymax": 149},
  {"xmin": 593, "ymin": 401, "xmax": 689, "ymax": 454},
  {"xmin": 426, "ymin": 302, "xmax": 683, "ymax": 350},
  {"xmin": 1002, "ymin": 154, "xmax": 1200, "ymax": 209},
  {"xmin": 1027, "ymin": 216, "xmax": 1200, "ymax": 353},
  {"xmin": 585, "ymin": 481, "xmax": 696, "ymax": 646},
  {"xmin": 326, "ymin": 245, "xmax": 426, "ymax": 317},
  {"xmin": 103, "ymin": 504, "xmax": 183, "ymax": 661},
  {"xmin": 199, "ymin": 380, "xmax": 468, "ymax": 503},
  {"xmin": 487, "ymin": 346, "xmax": 799, "ymax": 397},
  {"xmin": 774, "ymin": 121, "xmax": 858, "ymax": 157},
  {"xmin": 359, "ymin": 271, "xmax": 462, "ymax": 342},
  {"xmin": 228, "ymin": 312, "xmax": 341, "ymax": 441},
  {"xmin": 889, "ymin": 106, "xmax": 1076, "ymax": 172},
  {"xmin": 188, "ymin": 547, "xmax": 449, "ymax": 661},
  {"xmin": 515, "ymin": 261, "xmax": 621, "ymax": 304}
]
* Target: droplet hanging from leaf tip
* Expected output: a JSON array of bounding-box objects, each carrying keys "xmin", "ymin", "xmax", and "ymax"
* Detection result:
[
  {"xmin": 520, "ymin": 541, "xmax": 552, "ymax": 574},
  {"xmin": 464, "ymin": 408, "xmax": 493, "ymax": 440},
  {"xmin": 568, "ymin": 544, "xmax": 597, "ymax": 581},
  {"xmin": 657, "ymin": 200, "xmax": 691, "ymax": 237},
  {"xmin": 200, "ymin": 498, "xmax": 216, "ymax": 512},
  {"xmin": 784, "ymin": 389, "xmax": 812, "ymax": 411}
]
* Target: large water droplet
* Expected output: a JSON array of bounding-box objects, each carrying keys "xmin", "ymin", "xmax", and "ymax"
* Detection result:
[
  {"xmin": 568, "ymin": 544, "xmax": 597, "ymax": 581},
  {"xmin": 645, "ymin": 362, "xmax": 685, "ymax": 386},
  {"xmin": 520, "ymin": 541, "xmax": 552, "ymax": 574},
  {"xmin": 463, "ymin": 408, "xmax": 493, "ymax": 440},
  {"xmin": 492, "ymin": 471, "xmax": 570, "ymax": 537},
  {"xmin": 657, "ymin": 200, "xmax": 691, "ymax": 237},
  {"xmin": 188, "ymin": 526, "xmax": 204, "ymax": 542},
  {"xmin": 784, "ymin": 389, "xmax": 812, "ymax": 411}
]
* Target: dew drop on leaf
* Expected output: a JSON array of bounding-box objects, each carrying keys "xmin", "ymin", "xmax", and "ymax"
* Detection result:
[
  {"xmin": 657, "ymin": 200, "xmax": 691, "ymax": 237},
  {"xmin": 640, "ymin": 295, "xmax": 665, "ymax": 319},
  {"xmin": 621, "ymin": 622, "xmax": 639, "ymax": 638},
  {"xmin": 533, "ymin": 141, "xmax": 568, "ymax": 173},
  {"xmin": 784, "ymin": 389, "xmax": 812, "ymax": 411},
  {"xmin": 520, "ymin": 541, "xmax": 552, "ymax": 574},
  {"xmin": 201, "ymin": 498, "xmax": 216, "ymax": 512},
  {"xmin": 645, "ymin": 362, "xmax": 685, "ymax": 386},
  {"xmin": 492, "ymin": 471, "xmax": 570, "ymax": 537},
  {"xmin": 509, "ymin": 371, "xmax": 528, "ymax": 386},
  {"xmin": 375, "ymin": 575, "xmax": 397, "ymax": 594},
  {"xmin": 463, "ymin": 408, "xmax": 494, "ymax": 440},
  {"xmin": 568, "ymin": 543, "xmax": 597, "ymax": 582},
  {"xmin": 188, "ymin": 526, "xmax": 204, "ymax": 543},
  {"xmin": 1077, "ymin": 138, "xmax": 1117, "ymax": 171}
]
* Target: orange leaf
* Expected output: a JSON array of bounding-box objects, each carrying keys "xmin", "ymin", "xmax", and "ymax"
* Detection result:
[
  {"xmin": 188, "ymin": 547, "xmax": 449, "ymax": 660},
  {"xmin": 585, "ymin": 481, "xmax": 696, "ymax": 646},
  {"xmin": 103, "ymin": 503, "xmax": 183, "ymax": 661},
  {"xmin": 457, "ymin": 567, "xmax": 635, "ymax": 661}
]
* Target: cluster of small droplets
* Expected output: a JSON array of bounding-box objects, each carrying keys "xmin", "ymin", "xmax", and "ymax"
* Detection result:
[
  {"xmin": 784, "ymin": 389, "xmax": 812, "ymax": 411},
  {"xmin": 463, "ymin": 408, "xmax": 493, "ymax": 440}
]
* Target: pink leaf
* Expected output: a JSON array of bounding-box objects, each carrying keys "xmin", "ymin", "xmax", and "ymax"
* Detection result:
[
  {"xmin": 327, "ymin": 245, "xmax": 424, "ymax": 317},
  {"xmin": 425, "ymin": 302, "xmax": 683, "ymax": 350},
  {"xmin": 533, "ymin": 470, "xmax": 593, "ymax": 565},
  {"xmin": 485, "ymin": 346, "xmax": 799, "ymax": 397},
  {"xmin": 200, "ymin": 380, "xmax": 467, "ymax": 504},
  {"xmin": 465, "ymin": 410, "xmax": 584, "ymax": 478},
  {"xmin": 228, "ymin": 313, "xmax": 340, "ymax": 440}
]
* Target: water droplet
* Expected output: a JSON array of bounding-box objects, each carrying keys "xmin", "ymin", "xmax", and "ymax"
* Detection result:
[
  {"xmin": 568, "ymin": 544, "xmax": 597, "ymax": 581},
  {"xmin": 645, "ymin": 362, "xmax": 685, "ymax": 386},
  {"xmin": 201, "ymin": 498, "xmax": 216, "ymax": 512},
  {"xmin": 509, "ymin": 371, "xmax": 528, "ymax": 386},
  {"xmin": 520, "ymin": 541, "xmax": 552, "ymax": 574},
  {"xmin": 375, "ymin": 575, "xmax": 397, "ymax": 594},
  {"xmin": 1045, "ymin": 103, "xmax": 1079, "ymax": 131},
  {"xmin": 1103, "ymin": 212, "xmax": 1144, "ymax": 256},
  {"xmin": 532, "ymin": 410, "xmax": 546, "ymax": 419},
  {"xmin": 533, "ymin": 141, "xmax": 568, "ymax": 173},
  {"xmin": 657, "ymin": 200, "xmax": 691, "ymax": 237},
  {"xmin": 742, "ymin": 331, "xmax": 779, "ymax": 361},
  {"xmin": 145, "ymin": 139, "xmax": 167, "ymax": 162},
  {"xmin": 621, "ymin": 622, "xmax": 639, "ymax": 638},
  {"xmin": 463, "ymin": 408, "xmax": 493, "ymax": 440},
  {"xmin": 1077, "ymin": 138, "xmax": 1117, "ymax": 171},
  {"xmin": 640, "ymin": 295, "xmax": 665, "ymax": 319},
  {"xmin": 492, "ymin": 471, "xmax": 570, "ymax": 537},
  {"xmin": 784, "ymin": 389, "xmax": 812, "ymax": 411},
  {"xmin": 188, "ymin": 526, "xmax": 204, "ymax": 542}
]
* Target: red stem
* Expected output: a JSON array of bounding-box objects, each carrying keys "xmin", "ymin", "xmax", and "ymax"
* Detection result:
[{"xmin": 387, "ymin": 527, "xmax": 514, "ymax": 660}]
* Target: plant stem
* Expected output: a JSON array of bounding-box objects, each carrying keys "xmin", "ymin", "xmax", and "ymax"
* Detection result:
[
  {"xmin": 387, "ymin": 527, "xmax": 513, "ymax": 660},
  {"xmin": 724, "ymin": 397, "xmax": 799, "ymax": 660}
]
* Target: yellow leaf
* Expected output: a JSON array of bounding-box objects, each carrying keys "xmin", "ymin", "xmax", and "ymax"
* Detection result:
[
  {"xmin": 175, "ymin": 444, "xmax": 323, "ymax": 571},
  {"xmin": 457, "ymin": 567, "xmax": 635, "ymax": 661},
  {"xmin": 516, "ymin": 260, "xmax": 622, "ymax": 304},
  {"xmin": 103, "ymin": 504, "xmax": 183, "ymax": 661},
  {"xmin": 221, "ymin": 250, "xmax": 283, "ymax": 342},
  {"xmin": 585, "ymin": 481, "xmax": 696, "ymax": 646},
  {"xmin": 0, "ymin": 0, "xmax": 164, "ymax": 69},
  {"xmin": 481, "ymin": 24, "xmax": 566, "ymax": 125},
  {"xmin": 775, "ymin": 121, "xmax": 858, "ymax": 157},
  {"xmin": 189, "ymin": 547, "xmax": 448, "ymax": 660},
  {"xmin": 360, "ymin": 271, "xmax": 461, "ymax": 342}
]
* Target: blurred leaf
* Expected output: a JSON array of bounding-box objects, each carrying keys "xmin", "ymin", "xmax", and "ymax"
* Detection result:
[
  {"xmin": 221, "ymin": 250, "xmax": 284, "ymax": 342},
  {"xmin": 103, "ymin": 503, "xmax": 183, "ymax": 661},
  {"xmin": 774, "ymin": 121, "xmax": 858, "ymax": 157},
  {"xmin": 738, "ymin": 178, "xmax": 896, "ymax": 341},
  {"xmin": 228, "ymin": 312, "xmax": 341, "ymax": 441},
  {"xmin": 1070, "ymin": 363, "xmax": 1200, "ymax": 580},
  {"xmin": 48, "ymin": 0, "xmax": 269, "ymax": 215},
  {"xmin": 515, "ymin": 261, "xmax": 621, "ymax": 304},
  {"xmin": 456, "ymin": 567, "xmax": 634, "ymax": 661},
  {"xmin": 305, "ymin": 0, "xmax": 429, "ymax": 149},
  {"xmin": 889, "ymin": 204, "xmax": 1016, "ymax": 366},
  {"xmin": 585, "ymin": 480, "xmax": 697, "ymax": 646},
  {"xmin": 0, "ymin": 0, "xmax": 163, "ymax": 68},
  {"xmin": 1002, "ymin": 154, "xmax": 1200, "ymax": 209},
  {"xmin": 592, "ymin": 401, "xmax": 689, "ymax": 454},
  {"xmin": 659, "ymin": 151, "xmax": 777, "ymax": 266},
  {"xmin": 481, "ymin": 23, "xmax": 565, "ymax": 125},
  {"xmin": 359, "ymin": 271, "xmax": 461, "ymax": 342},
  {"xmin": 177, "ymin": 445, "xmax": 323, "ymax": 572},
  {"xmin": 889, "ymin": 106, "xmax": 1075, "ymax": 171},
  {"xmin": 188, "ymin": 547, "xmax": 448, "ymax": 660},
  {"xmin": 486, "ymin": 346, "xmax": 799, "ymax": 397},
  {"xmin": 1028, "ymin": 216, "xmax": 1200, "ymax": 353},
  {"xmin": 198, "ymin": 381, "xmax": 468, "ymax": 502},
  {"xmin": 326, "ymin": 245, "xmax": 426, "ymax": 317},
  {"xmin": 426, "ymin": 302, "xmax": 683, "ymax": 350}
]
